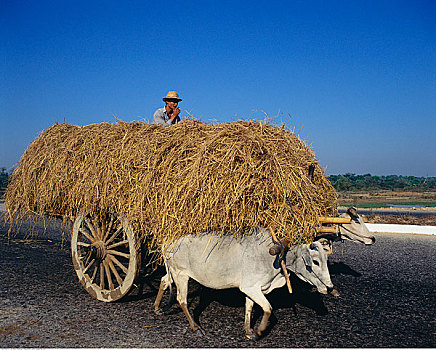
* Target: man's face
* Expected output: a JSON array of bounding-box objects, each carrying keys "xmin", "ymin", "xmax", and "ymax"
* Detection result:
[{"xmin": 165, "ymin": 99, "xmax": 178, "ymax": 112}]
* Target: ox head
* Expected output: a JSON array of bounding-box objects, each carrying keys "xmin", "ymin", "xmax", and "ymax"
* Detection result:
[
  {"xmin": 339, "ymin": 207, "xmax": 375, "ymax": 245},
  {"xmin": 313, "ymin": 233, "xmax": 340, "ymax": 257},
  {"xmin": 285, "ymin": 241, "xmax": 333, "ymax": 294}
]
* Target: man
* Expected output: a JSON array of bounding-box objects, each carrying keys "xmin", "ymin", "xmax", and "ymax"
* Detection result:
[{"xmin": 153, "ymin": 91, "xmax": 182, "ymax": 126}]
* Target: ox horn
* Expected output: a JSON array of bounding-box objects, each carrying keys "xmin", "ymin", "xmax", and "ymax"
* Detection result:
[{"xmin": 347, "ymin": 207, "xmax": 358, "ymax": 217}]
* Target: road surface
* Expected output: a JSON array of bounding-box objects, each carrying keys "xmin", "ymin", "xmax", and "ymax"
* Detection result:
[{"xmin": 1, "ymin": 215, "xmax": 435, "ymax": 347}]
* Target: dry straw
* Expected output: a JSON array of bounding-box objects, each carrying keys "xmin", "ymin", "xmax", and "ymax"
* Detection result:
[{"xmin": 5, "ymin": 119, "xmax": 337, "ymax": 257}]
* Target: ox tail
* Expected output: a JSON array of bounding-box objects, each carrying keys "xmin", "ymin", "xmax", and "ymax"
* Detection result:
[{"xmin": 164, "ymin": 260, "xmax": 175, "ymax": 309}]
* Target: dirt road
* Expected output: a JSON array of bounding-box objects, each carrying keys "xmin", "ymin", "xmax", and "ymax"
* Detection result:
[{"xmin": 1, "ymin": 216, "xmax": 435, "ymax": 347}]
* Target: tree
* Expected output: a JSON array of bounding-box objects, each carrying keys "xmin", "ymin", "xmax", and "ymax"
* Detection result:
[
  {"xmin": 0, "ymin": 167, "xmax": 9, "ymax": 196},
  {"xmin": 327, "ymin": 173, "xmax": 436, "ymax": 192}
]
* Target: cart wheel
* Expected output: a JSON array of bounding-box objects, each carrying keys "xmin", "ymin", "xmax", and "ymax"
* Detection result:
[{"xmin": 71, "ymin": 213, "xmax": 140, "ymax": 302}]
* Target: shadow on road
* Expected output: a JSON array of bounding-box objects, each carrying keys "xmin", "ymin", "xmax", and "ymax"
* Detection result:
[
  {"xmin": 328, "ymin": 261, "xmax": 362, "ymax": 277},
  {"xmin": 165, "ymin": 272, "xmax": 331, "ymax": 330}
]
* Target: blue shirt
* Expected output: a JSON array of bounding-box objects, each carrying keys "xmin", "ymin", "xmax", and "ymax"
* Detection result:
[{"xmin": 153, "ymin": 107, "xmax": 180, "ymax": 126}]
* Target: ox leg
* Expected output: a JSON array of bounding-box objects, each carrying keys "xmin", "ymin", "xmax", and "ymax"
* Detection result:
[
  {"xmin": 174, "ymin": 273, "xmax": 205, "ymax": 336},
  {"xmin": 240, "ymin": 287, "xmax": 272, "ymax": 339},
  {"xmin": 244, "ymin": 297, "xmax": 258, "ymax": 340},
  {"xmin": 154, "ymin": 274, "xmax": 171, "ymax": 314}
]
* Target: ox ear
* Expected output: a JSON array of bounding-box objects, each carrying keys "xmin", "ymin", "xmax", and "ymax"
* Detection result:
[{"xmin": 301, "ymin": 245, "xmax": 312, "ymax": 267}]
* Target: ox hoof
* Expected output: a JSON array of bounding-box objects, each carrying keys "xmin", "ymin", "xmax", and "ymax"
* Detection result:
[
  {"xmin": 195, "ymin": 328, "xmax": 205, "ymax": 337},
  {"xmin": 329, "ymin": 289, "xmax": 340, "ymax": 297},
  {"xmin": 245, "ymin": 331, "xmax": 259, "ymax": 341}
]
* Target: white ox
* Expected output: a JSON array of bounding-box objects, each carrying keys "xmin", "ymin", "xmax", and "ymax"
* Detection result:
[
  {"xmin": 154, "ymin": 228, "xmax": 333, "ymax": 340},
  {"xmin": 316, "ymin": 207, "xmax": 376, "ymax": 257}
]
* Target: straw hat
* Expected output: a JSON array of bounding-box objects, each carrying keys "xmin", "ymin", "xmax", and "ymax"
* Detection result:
[{"xmin": 163, "ymin": 91, "xmax": 182, "ymax": 102}]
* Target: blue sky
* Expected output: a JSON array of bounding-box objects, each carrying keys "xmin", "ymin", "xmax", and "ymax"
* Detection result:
[{"xmin": 1, "ymin": 0, "xmax": 435, "ymax": 176}]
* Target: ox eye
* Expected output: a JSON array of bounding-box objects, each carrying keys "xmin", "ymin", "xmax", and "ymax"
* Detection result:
[{"xmin": 313, "ymin": 260, "xmax": 320, "ymax": 266}]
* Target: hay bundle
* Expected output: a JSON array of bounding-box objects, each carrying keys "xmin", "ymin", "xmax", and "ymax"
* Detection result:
[{"xmin": 6, "ymin": 119, "xmax": 337, "ymax": 254}]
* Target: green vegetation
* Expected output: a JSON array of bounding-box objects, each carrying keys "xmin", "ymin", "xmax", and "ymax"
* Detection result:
[
  {"xmin": 0, "ymin": 167, "xmax": 9, "ymax": 198},
  {"xmin": 337, "ymin": 202, "xmax": 436, "ymax": 209},
  {"xmin": 328, "ymin": 173, "xmax": 436, "ymax": 192}
]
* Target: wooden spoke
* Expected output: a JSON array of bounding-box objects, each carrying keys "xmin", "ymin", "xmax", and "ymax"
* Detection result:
[
  {"xmin": 85, "ymin": 217, "xmax": 99, "ymax": 239},
  {"xmin": 107, "ymin": 249, "xmax": 130, "ymax": 259},
  {"xmin": 101, "ymin": 218, "xmax": 107, "ymax": 240},
  {"xmin": 103, "ymin": 216, "xmax": 115, "ymax": 242},
  {"xmin": 92, "ymin": 217, "xmax": 103, "ymax": 240},
  {"xmin": 105, "ymin": 226, "xmax": 123, "ymax": 246},
  {"xmin": 107, "ymin": 259, "xmax": 123, "ymax": 286},
  {"xmin": 91, "ymin": 264, "xmax": 98, "ymax": 283},
  {"xmin": 79, "ymin": 228, "xmax": 94, "ymax": 243},
  {"xmin": 106, "ymin": 240, "xmax": 128, "ymax": 250},
  {"xmin": 82, "ymin": 251, "xmax": 92, "ymax": 266},
  {"xmin": 78, "ymin": 241, "xmax": 90, "ymax": 247},
  {"xmin": 104, "ymin": 261, "xmax": 114, "ymax": 290},
  {"xmin": 83, "ymin": 259, "xmax": 95, "ymax": 274},
  {"xmin": 100, "ymin": 264, "xmax": 105, "ymax": 290},
  {"xmin": 108, "ymin": 254, "xmax": 128, "ymax": 274}
]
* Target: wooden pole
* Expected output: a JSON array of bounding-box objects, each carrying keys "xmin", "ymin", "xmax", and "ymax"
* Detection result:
[
  {"xmin": 317, "ymin": 226, "xmax": 337, "ymax": 233},
  {"xmin": 269, "ymin": 228, "xmax": 292, "ymax": 294},
  {"xmin": 318, "ymin": 217, "xmax": 352, "ymax": 224}
]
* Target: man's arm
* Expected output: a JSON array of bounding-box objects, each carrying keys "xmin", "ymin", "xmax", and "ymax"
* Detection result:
[
  {"xmin": 169, "ymin": 107, "xmax": 181, "ymax": 124},
  {"xmin": 153, "ymin": 108, "xmax": 170, "ymax": 126}
]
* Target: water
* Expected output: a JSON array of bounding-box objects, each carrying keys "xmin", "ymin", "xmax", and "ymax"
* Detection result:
[
  {"xmin": 338, "ymin": 207, "xmax": 436, "ymax": 217},
  {"xmin": 387, "ymin": 204, "xmax": 425, "ymax": 209}
]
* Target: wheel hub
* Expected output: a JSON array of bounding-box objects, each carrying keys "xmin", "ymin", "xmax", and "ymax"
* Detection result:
[{"xmin": 90, "ymin": 240, "xmax": 106, "ymax": 261}]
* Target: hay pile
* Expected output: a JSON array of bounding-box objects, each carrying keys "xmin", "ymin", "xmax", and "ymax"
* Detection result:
[{"xmin": 6, "ymin": 119, "xmax": 337, "ymax": 254}]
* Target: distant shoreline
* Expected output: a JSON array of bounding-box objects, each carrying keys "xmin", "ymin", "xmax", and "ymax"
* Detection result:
[{"xmin": 338, "ymin": 206, "xmax": 436, "ymax": 213}]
